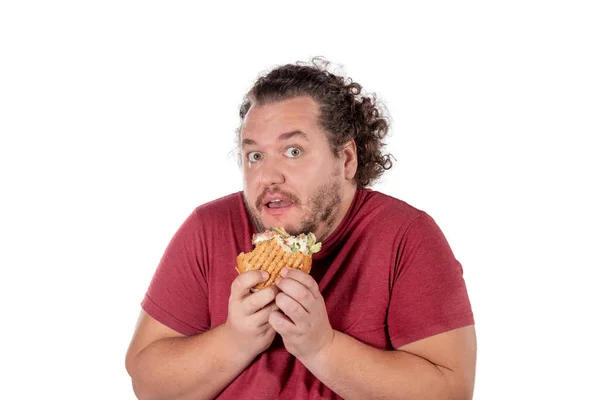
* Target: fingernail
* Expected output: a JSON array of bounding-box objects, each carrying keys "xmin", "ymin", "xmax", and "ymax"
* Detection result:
[
  {"xmin": 280, "ymin": 267, "xmax": 289, "ymax": 277},
  {"xmin": 261, "ymin": 271, "xmax": 269, "ymax": 280}
]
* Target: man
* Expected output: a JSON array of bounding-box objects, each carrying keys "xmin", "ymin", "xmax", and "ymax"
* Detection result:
[{"xmin": 125, "ymin": 58, "xmax": 476, "ymax": 400}]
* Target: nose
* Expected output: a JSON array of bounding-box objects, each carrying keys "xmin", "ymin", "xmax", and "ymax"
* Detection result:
[{"xmin": 259, "ymin": 157, "xmax": 285, "ymax": 186}]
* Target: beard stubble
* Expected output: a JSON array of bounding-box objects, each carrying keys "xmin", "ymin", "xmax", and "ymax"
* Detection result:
[{"xmin": 244, "ymin": 176, "xmax": 343, "ymax": 241}]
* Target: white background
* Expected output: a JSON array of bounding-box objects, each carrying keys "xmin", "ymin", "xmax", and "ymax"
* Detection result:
[{"xmin": 1, "ymin": 1, "xmax": 598, "ymax": 399}]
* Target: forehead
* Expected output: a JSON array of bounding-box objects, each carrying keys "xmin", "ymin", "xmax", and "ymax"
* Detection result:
[{"xmin": 241, "ymin": 96, "xmax": 324, "ymax": 142}]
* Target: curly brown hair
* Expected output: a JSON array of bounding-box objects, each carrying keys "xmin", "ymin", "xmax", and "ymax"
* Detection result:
[{"xmin": 237, "ymin": 57, "xmax": 394, "ymax": 188}]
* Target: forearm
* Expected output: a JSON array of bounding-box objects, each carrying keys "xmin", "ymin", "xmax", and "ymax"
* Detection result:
[
  {"xmin": 301, "ymin": 331, "xmax": 463, "ymax": 400},
  {"xmin": 128, "ymin": 324, "xmax": 252, "ymax": 400}
]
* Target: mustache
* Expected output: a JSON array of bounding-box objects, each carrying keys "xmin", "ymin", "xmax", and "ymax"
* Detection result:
[{"xmin": 255, "ymin": 187, "xmax": 301, "ymax": 210}]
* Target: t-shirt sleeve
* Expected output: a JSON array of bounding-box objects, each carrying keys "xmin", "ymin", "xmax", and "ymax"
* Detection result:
[
  {"xmin": 387, "ymin": 212, "xmax": 474, "ymax": 348},
  {"xmin": 141, "ymin": 209, "xmax": 210, "ymax": 336}
]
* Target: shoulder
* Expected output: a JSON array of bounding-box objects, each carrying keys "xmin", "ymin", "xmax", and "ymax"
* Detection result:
[
  {"xmin": 174, "ymin": 192, "xmax": 245, "ymax": 238},
  {"xmin": 192, "ymin": 192, "xmax": 245, "ymax": 219},
  {"xmin": 187, "ymin": 192, "xmax": 252, "ymax": 246},
  {"xmin": 336, "ymin": 189, "xmax": 429, "ymax": 252},
  {"xmin": 362, "ymin": 191, "xmax": 449, "ymax": 243},
  {"xmin": 358, "ymin": 189, "xmax": 425, "ymax": 229}
]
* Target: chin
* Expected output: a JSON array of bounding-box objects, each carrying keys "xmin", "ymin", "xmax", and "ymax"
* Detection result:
[
  {"xmin": 261, "ymin": 216, "xmax": 294, "ymax": 230},
  {"xmin": 258, "ymin": 215, "xmax": 297, "ymax": 233}
]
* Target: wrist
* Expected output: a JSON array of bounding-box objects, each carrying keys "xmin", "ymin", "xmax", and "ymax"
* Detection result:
[
  {"xmin": 221, "ymin": 322, "xmax": 262, "ymax": 363},
  {"xmin": 299, "ymin": 329, "xmax": 338, "ymax": 370}
]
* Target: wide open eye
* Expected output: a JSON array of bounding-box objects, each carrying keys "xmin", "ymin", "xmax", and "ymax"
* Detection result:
[
  {"xmin": 247, "ymin": 151, "xmax": 263, "ymax": 162},
  {"xmin": 284, "ymin": 147, "xmax": 303, "ymax": 158}
]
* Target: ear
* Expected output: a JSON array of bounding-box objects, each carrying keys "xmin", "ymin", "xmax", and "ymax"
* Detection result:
[{"xmin": 341, "ymin": 140, "xmax": 358, "ymax": 181}]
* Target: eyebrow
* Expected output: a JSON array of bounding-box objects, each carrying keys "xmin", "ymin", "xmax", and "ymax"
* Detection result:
[{"xmin": 242, "ymin": 130, "xmax": 309, "ymax": 147}]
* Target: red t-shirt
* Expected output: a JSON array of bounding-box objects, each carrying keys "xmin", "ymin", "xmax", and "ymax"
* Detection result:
[{"xmin": 142, "ymin": 189, "xmax": 474, "ymax": 399}]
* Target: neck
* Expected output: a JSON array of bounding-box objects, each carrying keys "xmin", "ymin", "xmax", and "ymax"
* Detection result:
[{"xmin": 318, "ymin": 184, "xmax": 357, "ymax": 242}]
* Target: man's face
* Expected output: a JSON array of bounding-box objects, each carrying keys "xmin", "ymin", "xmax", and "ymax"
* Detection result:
[{"xmin": 240, "ymin": 96, "xmax": 355, "ymax": 241}]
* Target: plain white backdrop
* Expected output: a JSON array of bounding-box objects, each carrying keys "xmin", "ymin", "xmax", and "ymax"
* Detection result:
[{"xmin": 1, "ymin": 1, "xmax": 598, "ymax": 399}]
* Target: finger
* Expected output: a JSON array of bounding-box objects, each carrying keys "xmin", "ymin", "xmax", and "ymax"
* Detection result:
[
  {"xmin": 269, "ymin": 310, "xmax": 296, "ymax": 334},
  {"xmin": 242, "ymin": 285, "xmax": 279, "ymax": 315},
  {"xmin": 275, "ymin": 275, "xmax": 314, "ymax": 311},
  {"xmin": 279, "ymin": 267, "xmax": 321, "ymax": 299},
  {"xmin": 257, "ymin": 322, "xmax": 276, "ymax": 337},
  {"xmin": 251, "ymin": 300, "xmax": 281, "ymax": 325},
  {"xmin": 275, "ymin": 292, "xmax": 308, "ymax": 326},
  {"xmin": 230, "ymin": 270, "xmax": 269, "ymax": 300}
]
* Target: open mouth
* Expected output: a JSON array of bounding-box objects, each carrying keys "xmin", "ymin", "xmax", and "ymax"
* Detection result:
[
  {"xmin": 256, "ymin": 190, "xmax": 299, "ymax": 214},
  {"xmin": 265, "ymin": 199, "xmax": 293, "ymax": 209}
]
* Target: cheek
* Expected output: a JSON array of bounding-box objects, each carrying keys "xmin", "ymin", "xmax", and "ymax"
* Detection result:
[
  {"xmin": 242, "ymin": 169, "xmax": 259, "ymax": 201},
  {"xmin": 243, "ymin": 163, "xmax": 260, "ymax": 183},
  {"xmin": 284, "ymin": 167, "xmax": 306, "ymax": 187},
  {"xmin": 288, "ymin": 176, "xmax": 313, "ymax": 203},
  {"xmin": 294, "ymin": 159, "xmax": 334, "ymax": 185}
]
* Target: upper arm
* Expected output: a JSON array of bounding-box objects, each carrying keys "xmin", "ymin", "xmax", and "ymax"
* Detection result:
[
  {"xmin": 397, "ymin": 325, "xmax": 477, "ymax": 398},
  {"xmin": 125, "ymin": 310, "xmax": 185, "ymax": 375},
  {"xmin": 138, "ymin": 208, "xmax": 211, "ymax": 336},
  {"xmin": 388, "ymin": 213, "xmax": 474, "ymax": 347}
]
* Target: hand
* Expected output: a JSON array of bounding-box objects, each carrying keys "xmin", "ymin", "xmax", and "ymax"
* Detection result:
[
  {"xmin": 225, "ymin": 270, "xmax": 280, "ymax": 360},
  {"xmin": 268, "ymin": 267, "xmax": 334, "ymax": 363}
]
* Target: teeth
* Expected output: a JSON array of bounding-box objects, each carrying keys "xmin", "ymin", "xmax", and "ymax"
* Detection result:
[{"xmin": 266, "ymin": 199, "xmax": 283, "ymax": 208}]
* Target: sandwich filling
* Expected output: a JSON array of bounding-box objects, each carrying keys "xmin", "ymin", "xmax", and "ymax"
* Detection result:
[{"xmin": 252, "ymin": 227, "xmax": 322, "ymax": 255}]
